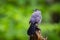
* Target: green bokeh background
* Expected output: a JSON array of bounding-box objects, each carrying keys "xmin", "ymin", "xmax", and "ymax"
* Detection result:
[{"xmin": 0, "ymin": 0, "xmax": 60, "ymax": 40}]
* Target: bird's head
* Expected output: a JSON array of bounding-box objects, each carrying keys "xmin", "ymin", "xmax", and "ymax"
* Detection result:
[
  {"xmin": 33, "ymin": 9, "xmax": 39, "ymax": 11},
  {"xmin": 33, "ymin": 9, "xmax": 41, "ymax": 14}
]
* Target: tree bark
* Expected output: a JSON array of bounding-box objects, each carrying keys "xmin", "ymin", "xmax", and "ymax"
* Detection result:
[{"xmin": 29, "ymin": 29, "xmax": 47, "ymax": 40}]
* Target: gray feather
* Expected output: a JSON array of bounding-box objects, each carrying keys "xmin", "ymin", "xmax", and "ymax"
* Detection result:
[{"xmin": 30, "ymin": 9, "xmax": 42, "ymax": 24}]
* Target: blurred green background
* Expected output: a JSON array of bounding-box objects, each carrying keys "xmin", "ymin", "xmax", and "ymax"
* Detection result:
[{"xmin": 0, "ymin": 0, "xmax": 60, "ymax": 40}]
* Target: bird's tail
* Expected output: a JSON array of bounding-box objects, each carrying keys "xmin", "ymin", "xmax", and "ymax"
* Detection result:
[{"xmin": 27, "ymin": 23, "xmax": 36, "ymax": 36}]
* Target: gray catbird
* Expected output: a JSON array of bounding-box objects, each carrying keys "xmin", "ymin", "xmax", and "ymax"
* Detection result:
[{"xmin": 27, "ymin": 9, "xmax": 42, "ymax": 35}]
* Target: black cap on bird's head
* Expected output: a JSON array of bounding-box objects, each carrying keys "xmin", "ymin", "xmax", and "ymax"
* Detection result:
[{"xmin": 33, "ymin": 9, "xmax": 39, "ymax": 12}]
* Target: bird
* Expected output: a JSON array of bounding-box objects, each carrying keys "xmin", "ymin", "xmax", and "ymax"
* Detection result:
[
  {"xmin": 29, "ymin": 9, "xmax": 42, "ymax": 25},
  {"xmin": 27, "ymin": 9, "xmax": 42, "ymax": 36}
]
